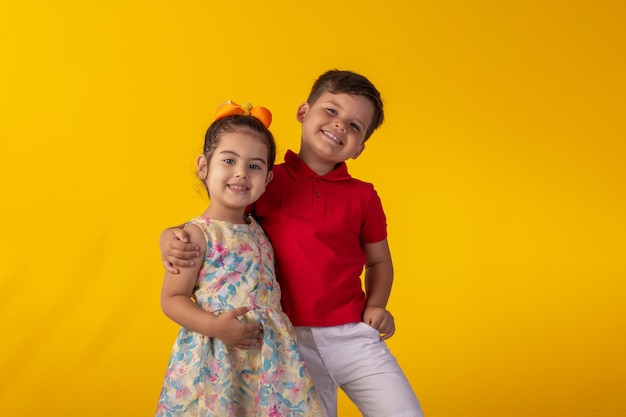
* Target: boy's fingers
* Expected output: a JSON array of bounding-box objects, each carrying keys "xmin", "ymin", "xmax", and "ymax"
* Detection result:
[
  {"xmin": 163, "ymin": 261, "xmax": 180, "ymax": 274},
  {"xmin": 167, "ymin": 256, "xmax": 195, "ymax": 268},
  {"xmin": 380, "ymin": 323, "xmax": 395, "ymax": 340},
  {"xmin": 172, "ymin": 247, "xmax": 200, "ymax": 260},
  {"xmin": 172, "ymin": 228, "xmax": 190, "ymax": 243}
]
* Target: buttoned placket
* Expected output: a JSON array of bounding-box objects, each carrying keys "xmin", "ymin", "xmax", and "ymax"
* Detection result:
[{"xmin": 314, "ymin": 178, "xmax": 322, "ymax": 199}]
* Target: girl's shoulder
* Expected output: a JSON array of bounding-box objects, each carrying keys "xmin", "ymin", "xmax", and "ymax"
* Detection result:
[
  {"xmin": 187, "ymin": 216, "xmax": 252, "ymax": 242},
  {"xmin": 183, "ymin": 217, "xmax": 211, "ymax": 247}
]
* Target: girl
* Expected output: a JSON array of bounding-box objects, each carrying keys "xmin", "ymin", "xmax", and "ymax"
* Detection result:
[{"xmin": 156, "ymin": 101, "xmax": 321, "ymax": 417}]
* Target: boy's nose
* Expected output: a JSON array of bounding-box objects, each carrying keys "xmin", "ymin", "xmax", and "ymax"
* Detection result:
[{"xmin": 334, "ymin": 120, "xmax": 346, "ymax": 132}]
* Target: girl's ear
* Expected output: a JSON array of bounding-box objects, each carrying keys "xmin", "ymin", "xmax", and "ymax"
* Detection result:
[
  {"xmin": 196, "ymin": 154, "xmax": 208, "ymax": 179},
  {"xmin": 296, "ymin": 102, "xmax": 309, "ymax": 123},
  {"xmin": 351, "ymin": 143, "xmax": 365, "ymax": 160}
]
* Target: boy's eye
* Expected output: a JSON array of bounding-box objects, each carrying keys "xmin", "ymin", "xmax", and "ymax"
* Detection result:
[
  {"xmin": 326, "ymin": 108, "xmax": 337, "ymax": 115},
  {"xmin": 249, "ymin": 164, "xmax": 261, "ymax": 170},
  {"xmin": 223, "ymin": 158, "xmax": 235, "ymax": 165},
  {"xmin": 351, "ymin": 123, "xmax": 361, "ymax": 132}
]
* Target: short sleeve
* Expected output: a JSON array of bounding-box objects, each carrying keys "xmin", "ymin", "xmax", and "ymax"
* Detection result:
[{"xmin": 361, "ymin": 187, "xmax": 388, "ymax": 244}]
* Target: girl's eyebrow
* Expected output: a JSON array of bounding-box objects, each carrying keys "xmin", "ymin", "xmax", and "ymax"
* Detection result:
[
  {"xmin": 218, "ymin": 150, "xmax": 240, "ymax": 157},
  {"xmin": 248, "ymin": 157, "xmax": 268, "ymax": 166}
]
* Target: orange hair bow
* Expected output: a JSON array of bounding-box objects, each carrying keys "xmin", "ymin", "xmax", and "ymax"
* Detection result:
[{"xmin": 214, "ymin": 100, "xmax": 272, "ymax": 128}]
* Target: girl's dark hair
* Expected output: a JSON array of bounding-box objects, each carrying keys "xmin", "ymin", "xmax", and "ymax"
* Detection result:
[
  {"xmin": 306, "ymin": 69, "xmax": 384, "ymax": 140},
  {"xmin": 203, "ymin": 114, "xmax": 276, "ymax": 171}
]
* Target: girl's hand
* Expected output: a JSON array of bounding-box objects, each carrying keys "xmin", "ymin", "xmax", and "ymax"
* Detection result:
[
  {"xmin": 160, "ymin": 226, "xmax": 201, "ymax": 273},
  {"xmin": 214, "ymin": 307, "xmax": 263, "ymax": 349},
  {"xmin": 363, "ymin": 306, "xmax": 395, "ymax": 340}
]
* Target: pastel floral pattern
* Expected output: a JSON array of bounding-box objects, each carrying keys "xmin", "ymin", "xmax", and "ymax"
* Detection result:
[{"xmin": 156, "ymin": 217, "xmax": 321, "ymax": 417}]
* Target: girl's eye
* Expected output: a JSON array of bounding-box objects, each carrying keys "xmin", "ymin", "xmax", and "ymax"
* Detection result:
[
  {"xmin": 351, "ymin": 123, "xmax": 361, "ymax": 132},
  {"xmin": 326, "ymin": 108, "xmax": 337, "ymax": 115},
  {"xmin": 223, "ymin": 158, "xmax": 235, "ymax": 165}
]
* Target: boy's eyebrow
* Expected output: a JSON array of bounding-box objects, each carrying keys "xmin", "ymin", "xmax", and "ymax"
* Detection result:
[
  {"xmin": 218, "ymin": 150, "xmax": 267, "ymax": 165},
  {"xmin": 324, "ymin": 99, "xmax": 367, "ymax": 128}
]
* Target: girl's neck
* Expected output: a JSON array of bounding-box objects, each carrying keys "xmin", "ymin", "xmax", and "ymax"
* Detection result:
[{"xmin": 201, "ymin": 206, "xmax": 248, "ymax": 224}]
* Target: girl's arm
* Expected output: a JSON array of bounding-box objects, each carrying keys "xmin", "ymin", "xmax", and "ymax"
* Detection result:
[
  {"xmin": 362, "ymin": 238, "xmax": 396, "ymax": 340},
  {"xmin": 159, "ymin": 225, "xmax": 201, "ymax": 273},
  {"xmin": 160, "ymin": 224, "xmax": 262, "ymax": 349}
]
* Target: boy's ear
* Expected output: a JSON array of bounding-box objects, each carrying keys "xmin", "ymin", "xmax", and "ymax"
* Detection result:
[
  {"xmin": 296, "ymin": 102, "xmax": 309, "ymax": 122},
  {"xmin": 351, "ymin": 143, "xmax": 365, "ymax": 160}
]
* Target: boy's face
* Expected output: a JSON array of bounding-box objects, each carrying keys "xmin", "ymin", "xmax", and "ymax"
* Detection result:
[{"xmin": 297, "ymin": 92, "xmax": 374, "ymax": 166}]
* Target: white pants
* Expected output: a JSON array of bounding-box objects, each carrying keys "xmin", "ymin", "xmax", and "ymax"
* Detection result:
[{"xmin": 295, "ymin": 323, "xmax": 423, "ymax": 417}]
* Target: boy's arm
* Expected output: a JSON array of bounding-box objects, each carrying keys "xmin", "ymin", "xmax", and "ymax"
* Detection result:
[
  {"xmin": 160, "ymin": 225, "xmax": 201, "ymax": 273},
  {"xmin": 362, "ymin": 238, "xmax": 396, "ymax": 340}
]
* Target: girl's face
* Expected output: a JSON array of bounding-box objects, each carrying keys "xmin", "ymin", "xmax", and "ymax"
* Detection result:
[
  {"xmin": 197, "ymin": 130, "xmax": 273, "ymax": 223},
  {"xmin": 296, "ymin": 91, "xmax": 374, "ymax": 171}
]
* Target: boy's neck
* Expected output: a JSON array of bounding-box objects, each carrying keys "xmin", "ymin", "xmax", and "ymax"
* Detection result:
[{"xmin": 296, "ymin": 150, "xmax": 341, "ymax": 176}]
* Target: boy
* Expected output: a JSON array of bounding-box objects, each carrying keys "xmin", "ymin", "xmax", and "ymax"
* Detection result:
[{"xmin": 161, "ymin": 70, "xmax": 423, "ymax": 417}]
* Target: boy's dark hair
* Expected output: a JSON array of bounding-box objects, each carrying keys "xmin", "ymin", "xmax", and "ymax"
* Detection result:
[
  {"xmin": 306, "ymin": 69, "xmax": 384, "ymax": 140},
  {"xmin": 203, "ymin": 115, "xmax": 277, "ymax": 171}
]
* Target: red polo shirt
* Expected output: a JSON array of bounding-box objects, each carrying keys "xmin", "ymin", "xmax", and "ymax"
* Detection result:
[{"xmin": 250, "ymin": 150, "xmax": 388, "ymax": 326}]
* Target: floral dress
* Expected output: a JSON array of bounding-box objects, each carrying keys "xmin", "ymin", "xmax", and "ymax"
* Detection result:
[{"xmin": 156, "ymin": 217, "xmax": 321, "ymax": 417}]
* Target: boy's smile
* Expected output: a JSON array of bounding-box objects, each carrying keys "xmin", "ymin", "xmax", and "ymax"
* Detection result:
[
  {"xmin": 322, "ymin": 129, "xmax": 343, "ymax": 145},
  {"xmin": 297, "ymin": 91, "xmax": 375, "ymax": 174}
]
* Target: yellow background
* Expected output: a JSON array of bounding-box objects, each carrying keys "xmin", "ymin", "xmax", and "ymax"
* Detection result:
[{"xmin": 1, "ymin": 1, "xmax": 625, "ymax": 416}]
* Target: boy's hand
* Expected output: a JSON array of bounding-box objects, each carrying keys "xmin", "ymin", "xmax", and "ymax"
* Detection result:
[
  {"xmin": 160, "ymin": 226, "xmax": 200, "ymax": 273},
  {"xmin": 214, "ymin": 307, "xmax": 263, "ymax": 349},
  {"xmin": 363, "ymin": 306, "xmax": 395, "ymax": 340}
]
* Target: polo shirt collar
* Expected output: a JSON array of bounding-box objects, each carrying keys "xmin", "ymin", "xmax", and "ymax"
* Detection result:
[{"xmin": 284, "ymin": 150, "xmax": 351, "ymax": 181}]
